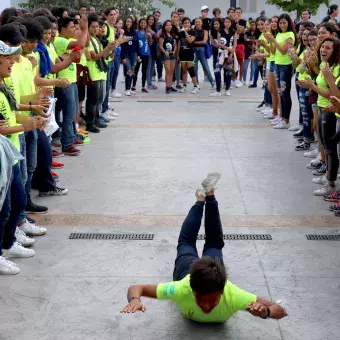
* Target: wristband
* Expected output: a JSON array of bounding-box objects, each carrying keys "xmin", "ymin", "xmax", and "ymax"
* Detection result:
[
  {"xmin": 128, "ymin": 296, "xmax": 141, "ymax": 303},
  {"xmin": 29, "ymin": 101, "xmax": 32, "ymax": 111},
  {"xmin": 260, "ymin": 307, "xmax": 271, "ymax": 319}
]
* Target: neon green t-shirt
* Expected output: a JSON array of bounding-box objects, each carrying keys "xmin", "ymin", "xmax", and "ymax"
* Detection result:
[
  {"xmin": 15, "ymin": 57, "xmax": 35, "ymax": 117},
  {"xmin": 275, "ymin": 31, "xmax": 295, "ymax": 65},
  {"xmin": 46, "ymin": 44, "xmax": 58, "ymax": 80},
  {"xmin": 258, "ymin": 33, "xmax": 268, "ymax": 54},
  {"xmin": 156, "ymin": 275, "xmax": 257, "ymax": 323},
  {"xmin": 0, "ymin": 91, "xmax": 20, "ymax": 152},
  {"xmin": 105, "ymin": 22, "xmax": 115, "ymax": 61},
  {"xmin": 54, "ymin": 36, "xmax": 77, "ymax": 83},
  {"xmin": 297, "ymin": 51, "xmax": 309, "ymax": 80},
  {"xmin": 316, "ymin": 62, "xmax": 340, "ymax": 108},
  {"xmin": 88, "ymin": 38, "xmax": 106, "ymax": 82}
]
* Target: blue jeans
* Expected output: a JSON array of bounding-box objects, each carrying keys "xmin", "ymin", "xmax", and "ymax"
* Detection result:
[
  {"xmin": 123, "ymin": 53, "xmax": 137, "ymax": 91},
  {"xmin": 299, "ymin": 88, "xmax": 313, "ymax": 142},
  {"xmin": 173, "ymin": 196, "xmax": 225, "ymax": 281},
  {"xmin": 147, "ymin": 56, "xmax": 157, "ymax": 86},
  {"xmin": 295, "ymin": 73, "xmax": 303, "ymax": 125},
  {"xmin": 252, "ymin": 59, "xmax": 260, "ymax": 85},
  {"xmin": 0, "ymin": 163, "xmax": 27, "ymax": 255},
  {"xmin": 111, "ymin": 54, "xmax": 121, "ymax": 91},
  {"xmin": 194, "ymin": 47, "xmax": 214, "ymax": 86},
  {"xmin": 19, "ymin": 134, "xmax": 27, "ymax": 221},
  {"xmin": 60, "ymin": 83, "xmax": 78, "ymax": 151},
  {"xmin": 276, "ymin": 64, "xmax": 293, "ymax": 121},
  {"xmin": 102, "ymin": 60, "xmax": 114, "ymax": 113},
  {"xmin": 250, "ymin": 59, "xmax": 256, "ymax": 83},
  {"xmin": 243, "ymin": 58, "xmax": 250, "ymax": 82},
  {"xmin": 24, "ymin": 129, "xmax": 38, "ymax": 205}
]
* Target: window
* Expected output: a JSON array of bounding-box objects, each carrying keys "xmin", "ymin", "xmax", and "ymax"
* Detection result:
[
  {"xmin": 237, "ymin": 0, "xmax": 258, "ymax": 13},
  {"xmin": 239, "ymin": 0, "xmax": 248, "ymax": 12},
  {"xmin": 249, "ymin": 0, "xmax": 258, "ymax": 13}
]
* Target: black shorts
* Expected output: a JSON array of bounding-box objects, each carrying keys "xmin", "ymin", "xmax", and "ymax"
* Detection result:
[{"xmin": 179, "ymin": 49, "xmax": 194, "ymax": 63}]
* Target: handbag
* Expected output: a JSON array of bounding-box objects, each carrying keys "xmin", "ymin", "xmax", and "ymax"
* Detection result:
[{"xmin": 205, "ymin": 42, "xmax": 212, "ymax": 59}]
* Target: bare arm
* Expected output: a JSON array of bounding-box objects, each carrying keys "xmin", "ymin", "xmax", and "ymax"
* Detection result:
[
  {"xmin": 246, "ymin": 297, "xmax": 287, "ymax": 320},
  {"xmin": 66, "ymin": 16, "xmax": 88, "ymax": 49},
  {"xmin": 185, "ymin": 30, "xmax": 196, "ymax": 44},
  {"xmin": 89, "ymin": 41, "xmax": 116, "ymax": 61},
  {"xmin": 272, "ymin": 37, "xmax": 293, "ymax": 55}
]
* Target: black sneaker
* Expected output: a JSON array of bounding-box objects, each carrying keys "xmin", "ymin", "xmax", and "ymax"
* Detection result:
[
  {"xmin": 293, "ymin": 129, "xmax": 303, "ymax": 138},
  {"xmin": 87, "ymin": 125, "xmax": 100, "ymax": 133},
  {"xmin": 95, "ymin": 121, "xmax": 108, "ymax": 128},
  {"xmin": 165, "ymin": 87, "xmax": 171, "ymax": 94},
  {"xmin": 26, "ymin": 216, "xmax": 36, "ymax": 224},
  {"xmin": 171, "ymin": 87, "xmax": 177, "ymax": 92},
  {"xmin": 295, "ymin": 142, "xmax": 310, "ymax": 151},
  {"xmin": 257, "ymin": 100, "xmax": 265, "ymax": 109},
  {"xmin": 334, "ymin": 210, "xmax": 340, "ymax": 217},
  {"xmin": 312, "ymin": 163, "xmax": 327, "ymax": 176},
  {"xmin": 176, "ymin": 84, "xmax": 183, "ymax": 89},
  {"xmin": 296, "ymin": 138, "xmax": 304, "ymax": 144},
  {"xmin": 25, "ymin": 202, "xmax": 49, "ymax": 214},
  {"xmin": 249, "ymin": 84, "xmax": 257, "ymax": 88},
  {"xmin": 39, "ymin": 187, "xmax": 68, "ymax": 197}
]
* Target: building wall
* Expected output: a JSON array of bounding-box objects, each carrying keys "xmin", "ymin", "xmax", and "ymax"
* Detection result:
[{"xmin": 153, "ymin": 0, "xmax": 340, "ymax": 23}]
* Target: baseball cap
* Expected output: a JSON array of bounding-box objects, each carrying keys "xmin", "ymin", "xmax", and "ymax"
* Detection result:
[
  {"xmin": 0, "ymin": 40, "xmax": 22, "ymax": 56},
  {"xmin": 201, "ymin": 5, "xmax": 209, "ymax": 11}
]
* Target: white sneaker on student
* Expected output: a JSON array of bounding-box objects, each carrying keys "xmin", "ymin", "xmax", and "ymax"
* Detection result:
[
  {"xmin": 312, "ymin": 175, "xmax": 327, "ymax": 184},
  {"xmin": 270, "ymin": 117, "xmax": 279, "ymax": 125},
  {"xmin": 15, "ymin": 228, "xmax": 35, "ymax": 247},
  {"xmin": 313, "ymin": 184, "xmax": 336, "ymax": 196},
  {"xmin": 304, "ymin": 148, "xmax": 319, "ymax": 158},
  {"xmin": 235, "ymin": 80, "xmax": 243, "ymax": 88},
  {"xmin": 130, "ymin": 90, "xmax": 136, "ymax": 95},
  {"xmin": 202, "ymin": 172, "xmax": 221, "ymax": 193},
  {"xmin": 0, "ymin": 256, "xmax": 19, "ymax": 275},
  {"xmin": 3, "ymin": 242, "xmax": 35, "ymax": 258},
  {"xmin": 210, "ymin": 92, "xmax": 221, "ymax": 97},
  {"xmin": 274, "ymin": 120, "xmax": 290, "ymax": 129},
  {"xmin": 225, "ymin": 90, "xmax": 231, "ymax": 96},
  {"xmin": 108, "ymin": 109, "xmax": 119, "ymax": 117},
  {"xmin": 288, "ymin": 125, "xmax": 301, "ymax": 132},
  {"xmin": 102, "ymin": 111, "xmax": 115, "ymax": 121},
  {"xmin": 264, "ymin": 112, "xmax": 275, "ymax": 119},
  {"xmin": 111, "ymin": 90, "xmax": 122, "ymax": 98},
  {"xmin": 20, "ymin": 219, "xmax": 47, "ymax": 236},
  {"xmin": 125, "ymin": 90, "xmax": 131, "ymax": 96},
  {"xmin": 191, "ymin": 87, "xmax": 200, "ymax": 94},
  {"xmin": 195, "ymin": 188, "xmax": 206, "ymax": 199}
]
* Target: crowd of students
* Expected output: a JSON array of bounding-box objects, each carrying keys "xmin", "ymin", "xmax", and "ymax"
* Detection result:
[{"xmin": 0, "ymin": 3, "xmax": 340, "ymax": 275}]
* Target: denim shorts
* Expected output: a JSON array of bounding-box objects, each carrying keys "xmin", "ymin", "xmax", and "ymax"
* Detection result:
[{"xmin": 269, "ymin": 61, "xmax": 276, "ymax": 73}]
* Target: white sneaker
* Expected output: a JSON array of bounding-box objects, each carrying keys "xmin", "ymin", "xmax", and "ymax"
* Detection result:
[
  {"xmin": 202, "ymin": 172, "xmax": 221, "ymax": 193},
  {"xmin": 225, "ymin": 90, "xmax": 231, "ymax": 96},
  {"xmin": 210, "ymin": 92, "xmax": 221, "ymax": 97},
  {"xmin": 125, "ymin": 90, "xmax": 131, "ymax": 96},
  {"xmin": 0, "ymin": 256, "xmax": 20, "ymax": 275},
  {"xmin": 274, "ymin": 120, "xmax": 290, "ymax": 129},
  {"xmin": 3, "ymin": 242, "xmax": 35, "ymax": 258},
  {"xmin": 15, "ymin": 228, "xmax": 35, "ymax": 247},
  {"xmin": 111, "ymin": 90, "xmax": 122, "ymax": 98},
  {"xmin": 288, "ymin": 125, "xmax": 301, "ymax": 132},
  {"xmin": 304, "ymin": 149, "xmax": 319, "ymax": 158},
  {"xmin": 195, "ymin": 188, "xmax": 206, "ymax": 199},
  {"xmin": 109, "ymin": 109, "xmax": 119, "ymax": 117},
  {"xmin": 312, "ymin": 175, "xmax": 327, "ymax": 185},
  {"xmin": 196, "ymin": 84, "xmax": 200, "ymax": 89},
  {"xmin": 102, "ymin": 111, "xmax": 115, "ymax": 121},
  {"xmin": 264, "ymin": 112, "xmax": 275, "ymax": 119},
  {"xmin": 260, "ymin": 106, "xmax": 268, "ymax": 114},
  {"xmin": 191, "ymin": 87, "xmax": 200, "ymax": 94},
  {"xmin": 130, "ymin": 90, "xmax": 136, "ymax": 95},
  {"xmin": 313, "ymin": 184, "xmax": 336, "ymax": 196},
  {"xmin": 311, "ymin": 157, "xmax": 321, "ymax": 166},
  {"xmin": 264, "ymin": 108, "xmax": 273, "ymax": 115},
  {"xmin": 235, "ymin": 81, "xmax": 243, "ymax": 88},
  {"xmin": 20, "ymin": 219, "xmax": 47, "ymax": 236},
  {"xmin": 256, "ymin": 106, "xmax": 264, "ymax": 112}
]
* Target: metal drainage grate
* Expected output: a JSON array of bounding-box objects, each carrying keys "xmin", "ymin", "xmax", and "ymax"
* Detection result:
[
  {"xmin": 197, "ymin": 234, "xmax": 272, "ymax": 240},
  {"xmin": 306, "ymin": 234, "xmax": 340, "ymax": 241},
  {"xmin": 69, "ymin": 233, "xmax": 154, "ymax": 240}
]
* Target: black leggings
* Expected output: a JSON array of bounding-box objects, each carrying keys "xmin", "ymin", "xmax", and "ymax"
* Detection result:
[
  {"xmin": 318, "ymin": 107, "xmax": 339, "ymax": 182},
  {"xmin": 133, "ymin": 55, "xmax": 149, "ymax": 88}
]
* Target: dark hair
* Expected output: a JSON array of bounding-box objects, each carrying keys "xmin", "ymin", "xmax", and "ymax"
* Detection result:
[
  {"xmin": 0, "ymin": 7, "xmax": 22, "ymax": 25},
  {"xmin": 46, "ymin": 14, "xmax": 57, "ymax": 24},
  {"xmin": 171, "ymin": 11, "xmax": 179, "ymax": 17},
  {"xmin": 213, "ymin": 7, "xmax": 221, "ymax": 15},
  {"xmin": 32, "ymin": 8, "xmax": 52, "ymax": 17},
  {"xmin": 235, "ymin": 7, "xmax": 242, "ymax": 12},
  {"xmin": 278, "ymin": 13, "xmax": 298, "ymax": 46},
  {"xmin": 227, "ymin": 7, "xmax": 235, "ymax": 14},
  {"xmin": 104, "ymin": 7, "xmax": 116, "ymax": 17},
  {"xmin": 138, "ymin": 18, "xmax": 147, "ymax": 30},
  {"xmin": 153, "ymin": 10, "xmax": 161, "ymax": 15},
  {"xmin": 328, "ymin": 4, "xmax": 339, "ymax": 15},
  {"xmin": 0, "ymin": 24, "xmax": 24, "ymax": 45},
  {"xmin": 123, "ymin": 17, "xmax": 135, "ymax": 32},
  {"xmin": 319, "ymin": 22, "xmax": 338, "ymax": 35},
  {"xmin": 318, "ymin": 37, "xmax": 340, "ymax": 68},
  {"xmin": 177, "ymin": 8, "xmax": 185, "ymax": 14},
  {"xmin": 182, "ymin": 16, "xmax": 191, "ymax": 24},
  {"xmin": 68, "ymin": 11, "xmax": 80, "ymax": 19},
  {"xmin": 307, "ymin": 28, "xmax": 319, "ymax": 48},
  {"xmin": 51, "ymin": 6, "xmax": 68, "ymax": 19},
  {"xmin": 34, "ymin": 16, "xmax": 53, "ymax": 30},
  {"xmin": 79, "ymin": 4, "xmax": 87, "ymax": 10},
  {"xmin": 301, "ymin": 8, "xmax": 311, "ymax": 17},
  {"xmin": 190, "ymin": 257, "xmax": 227, "ymax": 295},
  {"xmin": 98, "ymin": 20, "xmax": 105, "ymax": 27},
  {"xmin": 162, "ymin": 19, "xmax": 174, "ymax": 36},
  {"xmin": 301, "ymin": 21, "xmax": 315, "ymax": 30},
  {"xmin": 223, "ymin": 16, "xmax": 235, "ymax": 34},
  {"xmin": 210, "ymin": 17, "xmax": 222, "ymax": 35},
  {"xmin": 23, "ymin": 13, "xmax": 33, "ymax": 20},
  {"xmin": 22, "ymin": 19, "xmax": 43, "ymax": 41},
  {"xmin": 146, "ymin": 15, "xmax": 156, "ymax": 30},
  {"xmin": 88, "ymin": 14, "xmax": 99, "ymax": 26},
  {"xmin": 57, "ymin": 17, "xmax": 74, "ymax": 33},
  {"xmin": 255, "ymin": 16, "xmax": 266, "ymax": 39},
  {"xmin": 9, "ymin": 21, "xmax": 27, "ymax": 39}
]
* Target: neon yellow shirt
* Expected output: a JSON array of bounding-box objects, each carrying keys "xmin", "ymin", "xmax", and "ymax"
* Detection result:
[
  {"xmin": 54, "ymin": 36, "xmax": 77, "ymax": 83},
  {"xmin": 297, "ymin": 51, "xmax": 309, "ymax": 80},
  {"xmin": 46, "ymin": 44, "xmax": 58, "ymax": 80},
  {"xmin": 88, "ymin": 38, "xmax": 106, "ymax": 82},
  {"xmin": 258, "ymin": 33, "xmax": 267, "ymax": 54},
  {"xmin": 156, "ymin": 275, "xmax": 257, "ymax": 323},
  {"xmin": 105, "ymin": 21, "xmax": 115, "ymax": 61},
  {"xmin": 0, "ymin": 91, "xmax": 20, "ymax": 152},
  {"xmin": 275, "ymin": 31, "xmax": 295, "ymax": 65},
  {"xmin": 15, "ymin": 57, "xmax": 35, "ymax": 117},
  {"xmin": 316, "ymin": 62, "xmax": 340, "ymax": 108}
]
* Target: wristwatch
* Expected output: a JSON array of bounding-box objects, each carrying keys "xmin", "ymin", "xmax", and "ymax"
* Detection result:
[
  {"xmin": 260, "ymin": 307, "xmax": 271, "ymax": 319},
  {"xmin": 128, "ymin": 296, "xmax": 141, "ymax": 303}
]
